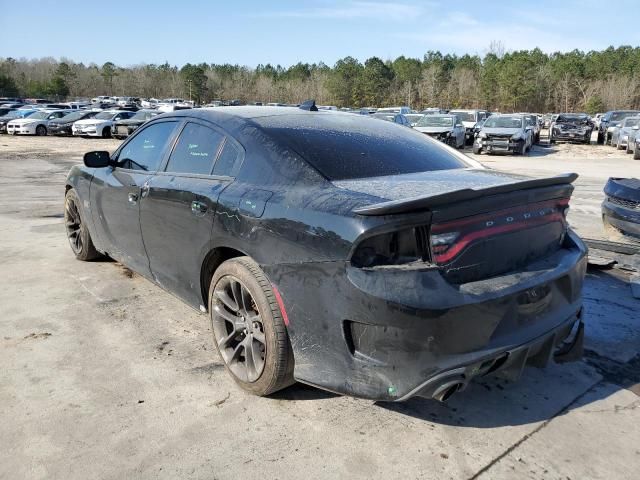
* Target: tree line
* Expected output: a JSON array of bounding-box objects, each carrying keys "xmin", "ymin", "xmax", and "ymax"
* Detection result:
[{"xmin": 2, "ymin": 45, "xmax": 640, "ymax": 113}]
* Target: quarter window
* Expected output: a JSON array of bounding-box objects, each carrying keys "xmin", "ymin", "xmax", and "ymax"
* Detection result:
[
  {"xmin": 166, "ymin": 122, "xmax": 224, "ymax": 175},
  {"xmin": 116, "ymin": 121, "xmax": 178, "ymax": 171},
  {"xmin": 212, "ymin": 140, "xmax": 242, "ymax": 177}
]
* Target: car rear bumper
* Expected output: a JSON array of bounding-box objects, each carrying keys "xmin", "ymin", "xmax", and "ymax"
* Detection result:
[
  {"xmin": 264, "ymin": 230, "xmax": 587, "ymax": 401},
  {"xmin": 602, "ymin": 199, "xmax": 640, "ymax": 239}
]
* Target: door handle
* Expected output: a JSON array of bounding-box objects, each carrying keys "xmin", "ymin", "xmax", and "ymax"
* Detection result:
[
  {"xmin": 128, "ymin": 192, "xmax": 139, "ymax": 204},
  {"xmin": 191, "ymin": 201, "xmax": 208, "ymax": 215}
]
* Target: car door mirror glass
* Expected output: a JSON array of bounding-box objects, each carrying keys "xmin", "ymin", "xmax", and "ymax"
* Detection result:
[{"xmin": 84, "ymin": 151, "xmax": 111, "ymax": 168}]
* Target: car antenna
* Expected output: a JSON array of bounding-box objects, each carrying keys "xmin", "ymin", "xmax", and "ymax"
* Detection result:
[{"xmin": 299, "ymin": 99, "xmax": 318, "ymax": 112}]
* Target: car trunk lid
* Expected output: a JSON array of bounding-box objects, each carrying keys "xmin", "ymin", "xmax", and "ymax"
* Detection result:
[{"xmin": 339, "ymin": 169, "xmax": 576, "ymax": 284}]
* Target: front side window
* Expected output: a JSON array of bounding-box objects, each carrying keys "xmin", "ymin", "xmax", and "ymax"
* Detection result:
[
  {"xmin": 116, "ymin": 121, "xmax": 178, "ymax": 171},
  {"xmin": 165, "ymin": 122, "xmax": 224, "ymax": 175}
]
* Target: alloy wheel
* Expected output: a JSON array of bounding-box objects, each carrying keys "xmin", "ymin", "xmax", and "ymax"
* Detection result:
[
  {"xmin": 65, "ymin": 197, "xmax": 83, "ymax": 254},
  {"xmin": 212, "ymin": 276, "xmax": 266, "ymax": 382}
]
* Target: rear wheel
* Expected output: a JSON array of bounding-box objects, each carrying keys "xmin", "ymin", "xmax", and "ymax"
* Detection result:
[
  {"xmin": 35, "ymin": 125, "xmax": 47, "ymax": 136},
  {"xmin": 102, "ymin": 126, "xmax": 111, "ymax": 139},
  {"xmin": 209, "ymin": 257, "xmax": 294, "ymax": 396},
  {"xmin": 472, "ymin": 145, "xmax": 482, "ymax": 155},
  {"xmin": 64, "ymin": 189, "xmax": 102, "ymax": 261}
]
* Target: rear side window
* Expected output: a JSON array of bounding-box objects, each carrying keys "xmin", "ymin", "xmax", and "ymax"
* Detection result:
[
  {"xmin": 166, "ymin": 122, "xmax": 224, "ymax": 175},
  {"xmin": 257, "ymin": 114, "xmax": 470, "ymax": 180},
  {"xmin": 212, "ymin": 140, "xmax": 242, "ymax": 176},
  {"xmin": 116, "ymin": 121, "xmax": 178, "ymax": 171}
]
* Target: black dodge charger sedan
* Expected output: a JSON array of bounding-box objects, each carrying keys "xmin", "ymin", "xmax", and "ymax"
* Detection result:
[{"xmin": 65, "ymin": 106, "xmax": 586, "ymax": 402}]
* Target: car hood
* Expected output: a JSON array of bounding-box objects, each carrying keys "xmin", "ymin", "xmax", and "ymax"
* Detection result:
[
  {"xmin": 8, "ymin": 118, "xmax": 38, "ymax": 126},
  {"xmin": 414, "ymin": 126, "xmax": 453, "ymax": 134},
  {"xmin": 481, "ymin": 127, "xmax": 521, "ymax": 135},
  {"xmin": 75, "ymin": 119, "xmax": 107, "ymax": 126},
  {"xmin": 334, "ymin": 168, "xmax": 533, "ymax": 203}
]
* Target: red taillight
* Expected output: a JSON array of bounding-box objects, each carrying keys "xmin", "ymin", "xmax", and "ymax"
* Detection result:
[{"xmin": 430, "ymin": 198, "xmax": 569, "ymax": 264}]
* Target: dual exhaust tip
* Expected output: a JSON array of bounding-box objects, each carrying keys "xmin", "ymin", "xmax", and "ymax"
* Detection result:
[{"xmin": 431, "ymin": 380, "xmax": 468, "ymax": 402}]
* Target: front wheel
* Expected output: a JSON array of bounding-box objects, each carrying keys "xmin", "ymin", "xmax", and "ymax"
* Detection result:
[
  {"xmin": 472, "ymin": 145, "xmax": 482, "ymax": 154},
  {"xmin": 209, "ymin": 257, "xmax": 294, "ymax": 396},
  {"xmin": 64, "ymin": 189, "xmax": 102, "ymax": 261},
  {"xmin": 101, "ymin": 126, "xmax": 111, "ymax": 139},
  {"xmin": 35, "ymin": 125, "xmax": 47, "ymax": 136}
]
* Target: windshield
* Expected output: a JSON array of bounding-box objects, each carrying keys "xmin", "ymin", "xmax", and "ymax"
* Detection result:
[
  {"xmin": 256, "ymin": 114, "xmax": 470, "ymax": 180},
  {"xmin": 28, "ymin": 111, "xmax": 50, "ymax": 120},
  {"xmin": 417, "ymin": 116, "xmax": 454, "ymax": 127},
  {"xmin": 60, "ymin": 111, "xmax": 91, "ymax": 122},
  {"xmin": 131, "ymin": 111, "xmax": 157, "ymax": 121},
  {"xmin": 372, "ymin": 113, "xmax": 395, "ymax": 122},
  {"xmin": 94, "ymin": 111, "xmax": 116, "ymax": 120},
  {"xmin": 449, "ymin": 111, "xmax": 475, "ymax": 122},
  {"xmin": 557, "ymin": 114, "xmax": 589, "ymax": 123},
  {"xmin": 484, "ymin": 116, "xmax": 523, "ymax": 128}
]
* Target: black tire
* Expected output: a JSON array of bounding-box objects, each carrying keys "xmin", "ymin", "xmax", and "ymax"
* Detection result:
[
  {"xmin": 616, "ymin": 137, "xmax": 624, "ymax": 150},
  {"xmin": 634, "ymin": 144, "xmax": 640, "ymax": 160},
  {"xmin": 209, "ymin": 257, "xmax": 294, "ymax": 396},
  {"xmin": 597, "ymin": 132, "xmax": 604, "ymax": 144},
  {"xmin": 472, "ymin": 145, "xmax": 481, "ymax": 155},
  {"xmin": 35, "ymin": 125, "xmax": 47, "ymax": 136},
  {"xmin": 101, "ymin": 126, "xmax": 111, "ymax": 139},
  {"xmin": 64, "ymin": 189, "xmax": 102, "ymax": 261},
  {"xmin": 549, "ymin": 134, "xmax": 555, "ymax": 144},
  {"xmin": 626, "ymin": 142, "xmax": 633, "ymax": 153}
]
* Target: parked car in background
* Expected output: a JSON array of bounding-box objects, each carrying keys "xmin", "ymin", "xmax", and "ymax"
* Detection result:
[
  {"xmin": 0, "ymin": 109, "xmax": 36, "ymax": 133},
  {"xmin": 372, "ymin": 112, "xmax": 411, "ymax": 126},
  {"xmin": 630, "ymin": 129, "xmax": 640, "ymax": 159},
  {"xmin": 413, "ymin": 114, "xmax": 465, "ymax": 148},
  {"xmin": 592, "ymin": 113, "xmax": 603, "ymax": 129},
  {"xmin": 48, "ymin": 110, "xmax": 99, "ymax": 136},
  {"xmin": 405, "ymin": 113, "xmax": 425, "ymax": 127},
  {"xmin": 542, "ymin": 114, "xmax": 553, "ymax": 128},
  {"xmin": 549, "ymin": 113, "xmax": 593, "ymax": 144},
  {"xmin": 602, "ymin": 177, "xmax": 640, "ymax": 242},
  {"xmin": 598, "ymin": 110, "xmax": 640, "ymax": 144},
  {"xmin": 611, "ymin": 116, "xmax": 640, "ymax": 150},
  {"xmin": 113, "ymin": 109, "xmax": 162, "ymax": 139},
  {"xmin": 65, "ymin": 107, "xmax": 585, "ymax": 401},
  {"xmin": 376, "ymin": 106, "xmax": 412, "ymax": 115},
  {"xmin": 473, "ymin": 114, "xmax": 532, "ymax": 155},
  {"xmin": 448, "ymin": 109, "xmax": 490, "ymax": 145},
  {"xmin": 72, "ymin": 110, "xmax": 135, "ymax": 138},
  {"xmin": 6, "ymin": 109, "xmax": 72, "ymax": 135}
]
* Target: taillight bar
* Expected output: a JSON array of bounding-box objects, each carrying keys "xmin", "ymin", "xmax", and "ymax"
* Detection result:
[{"xmin": 431, "ymin": 198, "xmax": 569, "ymax": 264}]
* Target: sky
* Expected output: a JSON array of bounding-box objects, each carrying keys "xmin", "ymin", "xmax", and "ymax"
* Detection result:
[{"xmin": 1, "ymin": 0, "xmax": 638, "ymax": 68}]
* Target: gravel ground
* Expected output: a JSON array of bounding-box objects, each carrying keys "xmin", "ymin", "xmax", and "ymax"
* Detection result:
[{"xmin": 0, "ymin": 133, "xmax": 638, "ymax": 480}]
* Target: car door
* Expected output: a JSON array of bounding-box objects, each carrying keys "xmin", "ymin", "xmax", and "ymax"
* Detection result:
[
  {"xmin": 139, "ymin": 120, "xmax": 242, "ymax": 308},
  {"xmin": 89, "ymin": 120, "xmax": 180, "ymax": 277}
]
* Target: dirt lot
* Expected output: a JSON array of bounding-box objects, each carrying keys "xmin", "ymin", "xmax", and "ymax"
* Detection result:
[{"xmin": 0, "ymin": 134, "xmax": 639, "ymax": 480}]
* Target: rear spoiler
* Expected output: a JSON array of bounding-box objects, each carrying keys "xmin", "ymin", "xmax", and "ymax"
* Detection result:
[{"xmin": 353, "ymin": 173, "xmax": 578, "ymax": 216}]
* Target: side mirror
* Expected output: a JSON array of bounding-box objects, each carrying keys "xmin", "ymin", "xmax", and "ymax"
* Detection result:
[{"xmin": 84, "ymin": 151, "xmax": 111, "ymax": 168}]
